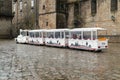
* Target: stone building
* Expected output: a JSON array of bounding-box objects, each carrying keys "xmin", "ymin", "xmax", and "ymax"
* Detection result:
[
  {"xmin": 0, "ymin": 0, "xmax": 12, "ymax": 38},
  {"xmin": 12, "ymin": 0, "xmax": 120, "ymax": 38},
  {"xmin": 67, "ymin": 0, "xmax": 120, "ymax": 36},
  {"xmin": 12, "ymin": 0, "xmax": 39, "ymax": 36},
  {"xmin": 39, "ymin": 0, "xmax": 67, "ymax": 29}
]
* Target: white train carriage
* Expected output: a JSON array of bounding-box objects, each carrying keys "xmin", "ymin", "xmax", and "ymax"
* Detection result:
[
  {"xmin": 15, "ymin": 29, "xmax": 29, "ymax": 44},
  {"xmin": 68, "ymin": 28, "xmax": 108, "ymax": 51},
  {"xmin": 28, "ymin": 29, "xmax": 46, "ymax": 45},
  {"xmin": 45, "ymin": 29, "xmax": 69, "ymax": 47}
]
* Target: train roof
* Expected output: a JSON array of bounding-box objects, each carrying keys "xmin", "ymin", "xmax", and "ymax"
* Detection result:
[
  {"xmin": 21, "ymin": 27, "xmax": 106, "ymax": 32},
  {"xmin": 29, "ymin": 29, "xmax": 46, "ymax": 32},
  {"xmin": 70, "ymin": 27, "xmax": 106, "ymax": 31},
  {"xmin": 45, "ymin": 29, "xmax": 69, "ymax": 32},
  {"xmin": 20, "ymin": 29, "xmax": 29, "ymax": 32}
]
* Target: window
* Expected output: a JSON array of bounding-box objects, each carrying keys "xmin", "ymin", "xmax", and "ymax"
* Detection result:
[
  {"xmin": 93, "ymin": 31, "xmax": 97, "ymax": 40},
  {"xmin": 74, "ymin": 2, "xmax": 79, "ymax": 17},
  {"xmin": 35, "ymin": 32, "xmax": 39, "ymax": 38},
  {"xmin": 46, "ymin": 22, "xmax": 48, "ymax": 26},
  {"xmin": 83, "ymin": 31, "xmax": 91, "ymax": 40},
  {"xmin": 71, "ymin": 31, "xmax": 81, "ymax": 39},
  {"xmin": 0, "ymin": 0, "xmax": 3, "ymax": 8},
  {"xmin": 98, "ymin": 30, "xmax": 107, "ymax": 36},
  {"xmin": 47, "ymin": 32, "xmax": 54, "ymax": 38},
  {"xmin": 65, "ymin": 32, "xmax": 69, "ymax": 39},
  {"xmin": 20, "ymin": 31, "xmax": 28, "ymax": 36},
  {"xmin": 91, "ymin": 0, "xmax": 97, "ymax": 16},
  {"xmin": 20, "ymin": 0, "xmax": 23, "ymax": 12},
  {"xmin": 31, "ymin": 0, "xmax": 34, "ymax": 8},
  {"xmin": 43, "ymin": 5, "xmax": 45, "ymax": 10},
  {"xmin": 111, "ymin": 0, "xmax": 118, "ymax": 12},
  {"xmin": 55, "ymin": 32, "xmax": 60, "ymax": 38},
  {"xmin": 29, "ymin": 32, "xmax": 34, "ymax": 37},
  {"xmin": 20, "ymin": 31, "xmax": 24, "ymax": 36},
  {"xmin": 13, "ymin": 3, "xmax": 16, "ymax": 12},
  {"xmin": 97, "ymin": 30, "xmax": 107, "ymax": 39},
  {"xmin": 56, "ymin": 0, "xmax": 66, "ymax": 13}
]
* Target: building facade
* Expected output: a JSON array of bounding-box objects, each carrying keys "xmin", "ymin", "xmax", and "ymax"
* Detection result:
[
  {"xmin": 12, "ymin": 0, "xmax": 39, "ymax": 36},
  {"xmin": 0, "ymin": 0, "xmax": 12, "ymax": 38},
  {"xmin": 67, "ymin": 0, "xmax": 120, "ymax": 36},
  {"xmin": 12, "ymin": 0, "xmax": 120, "ymax": 37},
  {"xmin": 39, "ymin": 0, "xmax": 67, "ymax": 29}
]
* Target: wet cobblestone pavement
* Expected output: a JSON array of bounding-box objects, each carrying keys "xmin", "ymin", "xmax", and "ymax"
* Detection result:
[{"xmin": 0, "ymin": 39, "xmax": 120, "ymax": 80}]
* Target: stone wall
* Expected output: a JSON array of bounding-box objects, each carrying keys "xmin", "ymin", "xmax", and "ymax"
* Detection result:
[
  {"xmin": 66, "ymin": 0, "xmax": 120, "ymax": 42},
  {"xmin": 0, "ymin": 18, "xmax": 12, "ymax": 38},
  {"xmin": 0, "ymin": 0, "xmax": 12, "ymax": 16},
  {"xmin": 12, "ymin": 0, "xmax": 39, "ymax": 37},
  {"xmin": 39, "ymin": 13, "xmax": 56, "ymax": 29},
  {"xmin": 39, "ymin": 0, "xmax": 56, "ymax": 14},
  {"xmin": 108, "ymin": 36, "xmax": 120, "ymax": 43},
  {"xmin": 0, "ymin": 0, "xmax": 12, "ymax": 38},
  {"xmin": 39, "ymin": 0, "xmax": 67, "ymax": 29},
  {"xmin": 67, "ymin": 0, "xmax": 120, "ymax": 36},
  {"xmin": 39, "ymin": 0, "xmax": 56, "ymax": 29},
  {"xmin": 82, "ymin": 0, "xmax": 120, "ymax": 36},
  {"xmin": 57, "ymin": 13, "xmax": 67, "ymax": 28}
]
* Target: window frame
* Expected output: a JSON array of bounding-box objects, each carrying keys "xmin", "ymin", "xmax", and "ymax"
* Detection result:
[
  {"xmin": 111, "ymin": 0, "xmax": 118, "ymax": 12},
  {"xmin": 91, "ymin": 0, "xmax": 97, "ymax": 16}
]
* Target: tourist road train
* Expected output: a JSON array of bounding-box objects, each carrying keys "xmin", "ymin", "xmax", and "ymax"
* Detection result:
[{"xmin": 15, "ymin": 28, "xmax": 108, "ymax": 51}]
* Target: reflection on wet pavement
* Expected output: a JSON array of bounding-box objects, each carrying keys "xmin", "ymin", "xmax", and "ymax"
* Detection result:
[{"xmin": 0, "ymin": 40, "xmax": 120, "ymax": 80}]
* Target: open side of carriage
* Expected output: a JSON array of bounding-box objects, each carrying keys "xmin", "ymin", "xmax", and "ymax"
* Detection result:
[
  {"xmin": 68, "ymin": 28, "xmax": 108, "ymax": 51},
  {"xmin": 28, "ymin": 29, "xmax": 46, "ymax": 45},
  {"xmin": 45, "ymin": 29, "xmax": 69, "ymax": 47}
]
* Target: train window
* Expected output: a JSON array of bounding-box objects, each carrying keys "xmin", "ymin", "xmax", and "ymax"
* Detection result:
[
  {"xmin": 71, "ymin": 31, "xmax": 81, "ymax": 39},
  {"xmin": 29, "ymin": 32, "xmax": 31, "ymax": 37},
  {"xmin": 65, "ymin": 32, "xmax": 69, "ymax": 39},
  {"xmin": 47, "ymin": 32, "xmax": 54, "ymax": 38},
  {"xmin": 71, "ymin": 32, "xmax": 76, "ymax": 39},
  {"xmin": 24, "ymin": 31, "xmax": 27, "ymax": 36},
  {"xmin": 21, "ymin": 31, "xmax": 27, "ymax": 36},
  {"xmin": 32, "ymin": 32, "xmax": 35, "ymax": 37},
  {"xmin": 47, "ymin": 32, "xmax": 50, "ymax": 38},
  {"xmin": 98, "ymin": 30, "xmax": 107, "ymax": 39},
  {"xmin": 29, "ymin": 32, "xmax": 34, "ymax": 37},
  {"xmin": 93, "ymin": 31, "xmax": 97, "ymax": 40},
  {"xmin": 98, "ymin": 30, "xmax": 106, "ymax": 36},
  {"xmin": 55, "ymin": 32, "xmax": 60, "ymax": 38},
  {"xmin": 35, "ymin": 32, "xmax": 39, "ymax": 38},
  {"xmin": 20, "ymin": 31, "xmax": 24, "ymax": 36},
  {"xmin": 83, "ymin": 31, "xmax": 91, "ymax": 40}
]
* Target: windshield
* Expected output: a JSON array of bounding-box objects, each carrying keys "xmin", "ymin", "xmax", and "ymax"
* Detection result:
[
  {"xmin": 97, "ymin": 30, "xmax": 107, "ymax": 40},
  {"xmin": 20, "ymin": 31, "xmax": 28, "ymax": 36},
  {"xmin": 98, "ymin": 30, "xmax": 107, "ymax": 36}
]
